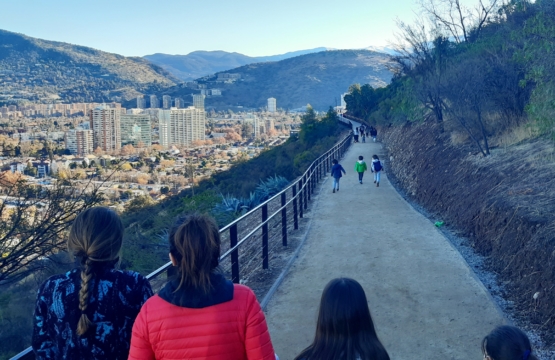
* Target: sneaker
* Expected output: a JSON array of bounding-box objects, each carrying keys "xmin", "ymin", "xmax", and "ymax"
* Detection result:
[
  {"xmin": 333, "ymin": 189, "xmax": 335, "ymax": 193},
  {"xmin": 377, "ymin": 182, "xmax": 379, "ymax": 187},
  {"xmin": 374, "ymin": 180, "xmax": 376, "ymax": 183},
  {"xmin": 337, "ymin": 188, "xmax": 339, "ymax": 191}
]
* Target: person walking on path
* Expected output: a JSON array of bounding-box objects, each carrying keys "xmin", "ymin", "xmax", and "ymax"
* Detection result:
[
  {"xmin": 330, "ymin": 159, "xmax": 346, "ymax": 193},
  {"xmin": 294, "ymin": 278, "xmax": 390, "ymax": 360},
  {"xmin": 129, "ymin": 213, "xmax": 275, "ymax": 360},
  {"xmin": 371, "ymin": 155, "xmax": 383, "ymax": 187},
  {"xmin": 355, "ymin": 156, "xmax": 368, "ymax": 184},
  {"xmin": 370, "ymin": 127, "xmax": 378, "ymax": 142},
  {"xmin": 482, "ymin": 326, "xmax": 538, "ymax": 360},
  {"xmin": 354, "ymin": 127, "xmax": 359, "ymax": 143},
  {"xmin": 32, "ymin": 207, "xmax": 153, "ymax": 360}
]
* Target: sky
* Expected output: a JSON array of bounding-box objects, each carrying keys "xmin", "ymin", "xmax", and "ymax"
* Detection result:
[{"xmin": 3, "ymin": 0, "xmax": 437, "ymax": 57}]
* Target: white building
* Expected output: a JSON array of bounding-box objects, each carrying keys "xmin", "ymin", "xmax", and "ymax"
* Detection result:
[
  {"xmin": 150, "ymin": 95, "xmax": 159, "ymax": 109},
  {"xmin": 265, "ymin": 118, "xmax": 275, "ymax": 134},
  {"xmin": 244, "ymin": 113, "xmax": 261, "ymax": 138},
  {"xmin": 174, "ymin": 98, "xmax": 183, "ymax": 108},
  {"xmin": 90, "ymin": 107, "xmax": 121, "ymax": 152},
  {"xmin": 193, "ymin": 94, "xmax": 205, "ymax": 110},
  {"xmin": 136, "ymin": 95, "xmax": 146, "ymax": 109},
  {"xmin": 162, "ymin": 95, "xmax": 172, "ymax": 109},
  {"xmin": 158, "ymin": 107, "xmax": 206, "ymax": 148},
  {"xmin": 65, "ymin": 129, "xmax": 94, "ymax": 156},
  {"xmin": 268, "ymin": 97, "xmax": 277, "ymax": 113},
  {"xmin": 120, "ymin": 114, "xmax": 152, "ymax": 146}
]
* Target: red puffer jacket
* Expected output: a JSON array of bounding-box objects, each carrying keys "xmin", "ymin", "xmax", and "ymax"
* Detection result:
[{"xmin": 129, "ymin": 275, "xmax": 274, "ymax": 360}]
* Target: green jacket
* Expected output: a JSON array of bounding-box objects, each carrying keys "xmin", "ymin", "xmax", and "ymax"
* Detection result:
[{"xmin": 355, "ymin": 160, "xmax": 367, "ymax": 173}]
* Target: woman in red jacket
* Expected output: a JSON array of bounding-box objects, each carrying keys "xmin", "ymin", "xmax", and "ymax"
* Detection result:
[{"xmin": 129, "ymin": 213, "xmax": 275, "ymax": 360}]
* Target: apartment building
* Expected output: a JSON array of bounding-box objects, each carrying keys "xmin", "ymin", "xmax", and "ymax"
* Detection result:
[
  {"xmin": 158, "ymin": 107, "xmax": 205, "ymax": 148},
  {"xmin": 268, "ymin": 97, "xmax": 277, "ymax": 113},
  {"xmin": 65, "ymin": 129, "xmax": 94, "ymax": 156},
  {"xmin": 120, "ymin": 114, "xmax": 152, "ymax": 146},
  {"xmin": 90, "ymin": 107, "xmax": 121, "ymax": 152}
]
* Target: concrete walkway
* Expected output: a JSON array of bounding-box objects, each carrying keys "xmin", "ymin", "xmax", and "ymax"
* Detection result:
[{"xmin": 265, "ymin": 138, "xmax": 505, "ymax": 360}]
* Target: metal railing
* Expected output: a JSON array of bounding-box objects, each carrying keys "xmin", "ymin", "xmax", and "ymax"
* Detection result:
[{"xmin": 11, "ymin": 132, "xmax": 353, "ymax": 360}]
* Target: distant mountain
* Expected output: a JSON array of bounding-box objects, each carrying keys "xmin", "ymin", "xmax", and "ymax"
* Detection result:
[
  {"xmin": 144, "ymin": 47, "xmax": 333, "ymax": 81},
  {"xmin": 0, "ymin": 29, "xmax": 176, "ymax": 104},
  {"xmin": 165, "ymin": 50, "xmax": 393, "ymax": 110}
]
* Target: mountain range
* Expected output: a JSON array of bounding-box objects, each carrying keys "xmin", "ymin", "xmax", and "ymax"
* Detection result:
[
  {"xmin": 0, "ymin": 29, "xmax": 394, "ymax": 110},
  {"xmin": 165, "ymin": 49, "xmax": 393, "ymax": 110},
  {"xmin": 143, "ymin": 48, "xmax": 332, "ymax": 81},
  {"xmin": 0, "ymin": 29, "xmax": 176, "ymax": 103},
  {"xmin": 144, "ymin": 46, "xmax": 396, "ymax": 81}
]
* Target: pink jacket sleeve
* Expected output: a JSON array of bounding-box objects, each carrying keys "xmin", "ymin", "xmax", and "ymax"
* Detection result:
[
  {"xmin": 244, "ymin": 290, "xmax": 275, "ymax": 360},
  {"xmin": 128, "ymin": 304, "xmax": 155, "ymax": 360}
]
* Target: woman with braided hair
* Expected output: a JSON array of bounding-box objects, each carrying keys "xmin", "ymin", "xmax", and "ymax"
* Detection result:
[{"xmin": 32, "ymin": 207, "xmax": 153, "ymax": 359}]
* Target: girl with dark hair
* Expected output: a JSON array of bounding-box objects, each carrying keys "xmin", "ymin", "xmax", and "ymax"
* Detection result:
[
  {"xmin": 129, "ymin": 213, "xmax": 275, "ymax": 360},
  {"xmin": 295, "ymin": 278, "xmax": 390, "ymax": 360},
  {"xmin": 32, "ymin": 207, "xmax": 153, "ymax": 359},
  {"xmin": 482, "ymin": 326, "xmax": 538, "ymax": 360}
]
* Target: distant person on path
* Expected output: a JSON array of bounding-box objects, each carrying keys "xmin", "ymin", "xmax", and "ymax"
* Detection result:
[
  {"xmin": 355, "ymin": 156, "xmax": 368, "ymax": 184},
  {"xmin": 294, "ymin": 278, "xmax": 390, "ymax": 360},
  {"xmin": 354, "ymin": 127, "xmax": 359, "ymax": 143},
  {"xmin": 129, "ymin": 214, "xmax": 275, "ymax": 360},
  {"xmin": 330, "ymin": 159, "xmax": 346, "ymax": 193},
  {"xmin": 370, "ymin": 127, "xmax": 378, "ymax": 142},
  {"xmin": 32, "ymin": 207, "xmax": 153, "ymax": 360},
  {"xmin": 361, "ymin": 130, "xmax": 366, "ymax": 143},
  {"xmin": 371, "ymin": 155, "xmax": 383, "ymax": 187},
  {"xmin": 482, "ymin": 326, "xmax": 538, "ymax": 360}
]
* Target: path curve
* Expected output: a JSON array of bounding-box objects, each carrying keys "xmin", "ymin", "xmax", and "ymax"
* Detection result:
[{"xmin": 265, "ymin": 139, "xmax": 505, "ymax": 360}]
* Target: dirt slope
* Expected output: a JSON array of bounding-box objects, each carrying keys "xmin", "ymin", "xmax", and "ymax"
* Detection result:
[{"xmin": 382, "ymin": 121, "xmax": 555, "ymax": 348}]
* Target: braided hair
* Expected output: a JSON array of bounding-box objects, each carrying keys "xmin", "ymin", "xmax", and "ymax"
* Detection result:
[{"xmin": 67, "ymin": 207, "xmax": 124, "ymax": 336}]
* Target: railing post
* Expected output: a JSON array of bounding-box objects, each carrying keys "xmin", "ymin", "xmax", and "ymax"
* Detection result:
[
  {"xmin": 303, "ymin": 174, "xmax": 308, "ymax": 210},
  {"xmin": 293, "ymin": 184, "xmax": 299, "ymax": 229},
  {"xmin": 307, "ymin": 168, "xmax": 312, "ymax": 201},
  {"xmin": 230, "ymin": 224, "xmax": 239, "ymax": 283},
  {"xmin": 299, "ymin": 178, "xmax": 303, "ymax": 218},
  {"xmin": 281, "ymin": 192, "xmax": 287, "ymax": 246},
  {"xmin": 262, "ymin": 204, "xmax": 269, "ymax": 269}
]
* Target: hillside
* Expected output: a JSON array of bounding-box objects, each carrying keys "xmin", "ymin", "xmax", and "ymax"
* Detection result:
[
  {"xmin": 166, "ymin": 50, "xmax": 393, "ymax": 110},
  {"xmin": 0, "ymin": 29, "xmax": 177, "ymax": 104},
  {"xmin": 144, "ymin": 47, "xmax": 331, "ymax": 81}
]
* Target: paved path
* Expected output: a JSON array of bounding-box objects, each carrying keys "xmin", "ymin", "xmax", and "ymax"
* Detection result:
[{"xmin": 265, "ymin": 138, "xmax": 505, "ymax": 360}]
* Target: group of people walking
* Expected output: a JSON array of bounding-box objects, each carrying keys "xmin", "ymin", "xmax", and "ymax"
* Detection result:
[
  {"xmin": 353, "ymin": 125, "xmax": 378, "ymax": 143},
  {"xmin": 31, "ymin": 207, "xmax": 538, "ymax": 360},
  {"xmin": 330, "ymin": 154, "xmax": 383, "ymax": 192}
]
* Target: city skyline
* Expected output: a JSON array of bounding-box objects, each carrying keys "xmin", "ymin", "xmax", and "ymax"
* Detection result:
[{"xmin": 0, "ymin": 0, "xmax": 484, "ymax": 58}]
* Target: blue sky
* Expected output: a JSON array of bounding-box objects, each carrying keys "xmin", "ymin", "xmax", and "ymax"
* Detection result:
[{"xmin": 4, "ymin": 0, "xmax": 432, "ymax": 57}]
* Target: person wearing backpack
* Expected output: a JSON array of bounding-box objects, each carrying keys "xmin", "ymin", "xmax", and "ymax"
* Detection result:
[
  {"xmin": 330, "ymin": 159, "xmax": 346, "ymax": 193},
  {"xmin": 354, "ymin": 155, "xmax": 367, "ymax": 184},
  {"xmin": 371, "ymin": 155, "xmax": 383, "ymax": 187}
]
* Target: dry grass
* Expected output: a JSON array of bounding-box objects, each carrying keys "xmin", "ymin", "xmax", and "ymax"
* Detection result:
[
  {"xmin": 492, "ymin": 122, "xmax": 536, "ymax": 149},
  {"xmin": 450, "ymin": 131, "xmax": 469, "ymax": 145}
]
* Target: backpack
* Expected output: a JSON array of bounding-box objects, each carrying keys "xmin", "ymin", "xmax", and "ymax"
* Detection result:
[{"xmin": 373, "ymin": 160, "xmax": 382, "ymax": 172}]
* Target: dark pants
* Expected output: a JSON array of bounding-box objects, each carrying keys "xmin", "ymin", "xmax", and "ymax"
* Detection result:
[
  {"xmin": 358, "ymin": 172, "xmax": 364, "ymax": 182},
  {"xmin": 354, "ymin": 135, "xmax": 359, "ymax": 142}
]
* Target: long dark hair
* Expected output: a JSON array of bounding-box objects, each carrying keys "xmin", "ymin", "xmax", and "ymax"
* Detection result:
[
  {"xmin": 482, "ymin": 326, "xmax": 538, "ymax": 360},
  {"xmin": 168, "ymin": 213, "xmax": 220, "ymax": 294},
  {"xmin": 295, "ymin": 278, "xmax": 390, "ymax": 360},
  {"xmin": 67, "ymin": 207, "xmax": 124, "ymax": 336}
]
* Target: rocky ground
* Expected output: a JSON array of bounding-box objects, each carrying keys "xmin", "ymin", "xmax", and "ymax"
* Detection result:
[{"xmin": 381, "ymin": 121, "xmax": 555, "ymax": 357}]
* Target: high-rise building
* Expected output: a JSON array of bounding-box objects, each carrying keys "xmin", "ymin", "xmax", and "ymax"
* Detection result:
[
  {"xmin": 244, "ymin": 113, "xmax": 260, "ymax": 138},
  {"xmin": 120, "ymin": 114, "xmax": 152, "ymax": 146},
  {"xmin": 158, "ymin": 107, "xmax": 206, "ymax": 148},
  {"xmin": 65, "ymin": 129, "xmax": 94, "ymax": 156},
  {"xmin": 174, "ymin": 98, "xmax": 183, "ymax": 109},
  {"xmin": 162, "ymin": 95, "xmax": 172, "ymax": 109},
  {"xmin": 265, "ymin": 118, "xmax": 275, "ymax": 134},
  {"xmin": 90, "ymin": 107, "xmax": 121, "ymax": 152},
  {"xmin": 268, "ymin": 97, "xmax": 277, "ymax": 113},
  {"xmin": 150, "ymin": 95, "xmax": 159, "ymax": 108},
  {"xmin": 193, "ymin": 94, "xmax": 205, "ymax": 110}
]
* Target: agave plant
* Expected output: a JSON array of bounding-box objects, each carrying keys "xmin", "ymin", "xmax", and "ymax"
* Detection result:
[
  {"xmin": 242, "ymin": 192, "xmax": 264, "ymax": 211},
  {"xmin": 213, "ymin": 194, "xmax": 246, "ymax": 215},
  {"xmin": 255, "ymin": 175, "xmax": 290, "ymax": 201}
]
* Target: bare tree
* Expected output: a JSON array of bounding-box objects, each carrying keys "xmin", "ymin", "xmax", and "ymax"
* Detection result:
[
  {"xmin": 0, "ymin": 173, "xmax": 105, "ymax": 284},
  {"xmin": 417, "ymin": 0, "xmax": 501, "ymax": 43}
]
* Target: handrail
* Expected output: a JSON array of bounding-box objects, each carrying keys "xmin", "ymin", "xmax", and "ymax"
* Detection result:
[{"xmin": 11, "ymin": 129, "xmax": 353, "ymax": 360}]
